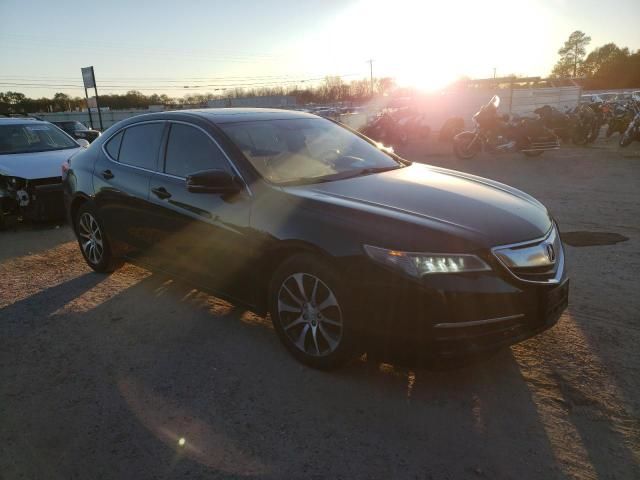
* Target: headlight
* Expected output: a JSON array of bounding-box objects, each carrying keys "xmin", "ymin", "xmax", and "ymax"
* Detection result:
[{"xmin": 363, "ymin": 245, "xmax": 491, "ymax": 277}]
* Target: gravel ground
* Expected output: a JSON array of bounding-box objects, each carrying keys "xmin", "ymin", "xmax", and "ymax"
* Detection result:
[{"xmin": 1, "ymin": 141, "xmax": 639, "ymax": 479}]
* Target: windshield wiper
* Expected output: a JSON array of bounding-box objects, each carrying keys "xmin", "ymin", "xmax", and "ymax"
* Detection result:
[
  {"xmin": 326, "ymin": 164, "xmax": 403, "ymax": 181},
  {"xmin": 277, "ymin": 165, "xmax": 404, "ymax": 186},
  {"xmin": 355, "ymin": 165, "xmax": 403, "ymax": 175}
]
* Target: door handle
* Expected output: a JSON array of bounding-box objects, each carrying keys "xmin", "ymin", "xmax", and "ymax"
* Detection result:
[
  {"xmin": 151, "ymin": 186, "xmax": 172, "ymax": 200},
  {"xmin": 101, "ymin": 169, "xmax": 114, "ymax": 180}
]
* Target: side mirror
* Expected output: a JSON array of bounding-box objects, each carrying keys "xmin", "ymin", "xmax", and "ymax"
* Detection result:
[
  {"xmin": 76, "ymin": 139, "xmax": 90, "ymax": 148},
  {"xmin": 186, "ymin": 169, "xmax": 241, "ymax": 194}
]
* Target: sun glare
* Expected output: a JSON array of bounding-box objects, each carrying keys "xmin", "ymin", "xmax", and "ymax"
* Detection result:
[{"xmin": 303, "ymin": 0, "xmax": 553, "ymax": 91}]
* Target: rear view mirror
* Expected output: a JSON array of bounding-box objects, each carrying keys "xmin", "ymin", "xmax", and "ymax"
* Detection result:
[{"xmin": 186, "ymin": 169, "xmax": 241, "ymax": 194}]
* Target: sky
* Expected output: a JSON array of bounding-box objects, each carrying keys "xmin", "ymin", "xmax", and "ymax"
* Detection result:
[{"xmin": 1, "ymin": 0, "xmax": 639, "ymax": 98}]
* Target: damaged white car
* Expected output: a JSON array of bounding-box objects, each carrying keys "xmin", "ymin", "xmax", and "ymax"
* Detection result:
[{"xmin": 0, "ymin": 118, "xmax": 88, "ymax": 229}]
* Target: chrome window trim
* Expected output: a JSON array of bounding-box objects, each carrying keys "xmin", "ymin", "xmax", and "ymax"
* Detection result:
[
  {"xmin": 101, "ymin": 120, "xmax": 166, "ymax": 175},
  {"xmin": 491, "ymin": 223, "xmax": 565, "ymax": 285},
  {"xmin": 164, "ymin": 120, "xmax": 252, "ymax": 195},
  {"xmin": 101, "ymin": 119, "xmax": 252, "ymax": 196}
]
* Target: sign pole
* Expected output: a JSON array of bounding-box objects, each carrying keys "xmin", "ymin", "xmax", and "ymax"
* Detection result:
[
  {"xmin": 91, "ymin": 66, "xmax": 104, "ymax": 131},
  {"xmin": 84, "ymin": 87, "xmax": 94, "ymax": 129}
]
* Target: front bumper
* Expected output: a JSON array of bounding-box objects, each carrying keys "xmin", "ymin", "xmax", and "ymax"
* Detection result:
[
  {"xmin": 0, "ymin": 178, "xmax": 65, "ymax": 222},
  {"xmin": 25, "ymin": 182, "xmax": 65, "ymax": 220},
  {"xmin": 346, "ymin": 252, "xmax": 569, "ymax": 359}
]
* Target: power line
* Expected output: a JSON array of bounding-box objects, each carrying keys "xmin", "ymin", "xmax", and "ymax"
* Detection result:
[
  {"xmin": 0, "ymin": 73, "xmax": 364, "ymax": 92},
  {"xmin": 0, "ymin": 73, "xmax": 330, "ymax": 82}
]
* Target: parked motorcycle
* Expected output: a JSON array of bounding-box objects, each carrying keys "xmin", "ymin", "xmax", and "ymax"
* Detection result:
[
  {"xmin": 606, "ymin": 102, "xmax": 636, "ymax": 138},
  {"xmin": 619, "ymin": 109, "xmax": 640, "ymax": 147},
  {"xmin": 567, "ymin": 103, "xmax": 598, "ymax": 145},
  {"xmin": 534, "ymin": 105, "xmax": 573, "ymax": 142},
  {"xmin": 453, "ymin": 96, "xmax": 559, "ymax": 159},
  {"xmin": 586, "ymin": 101, "xmax": 607, "ymax": 143},
  {"xmin": 360, "ymin": 109, "xmax": 430, "ymax": 146},
  {"xmin": 360, "ymin": 112, "xmax": 407, "ymax": 145}
]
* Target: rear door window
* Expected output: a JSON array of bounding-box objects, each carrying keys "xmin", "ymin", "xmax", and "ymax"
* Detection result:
[
  {"xmin": 164, "ymin": 123, "xmax": 229, "ymax": 178},
  {"xmin": 118, "ymin": 123, "xmax": 164, "ymax": 170}
]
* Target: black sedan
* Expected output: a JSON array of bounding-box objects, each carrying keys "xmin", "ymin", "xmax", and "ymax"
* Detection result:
[
  {"xmin": 63, "ymin": 109, "xmax": 568, "ymax": 368},
  {"xmin": 53, "ymin": 121, "xmax": 101, "ymax": 143}
]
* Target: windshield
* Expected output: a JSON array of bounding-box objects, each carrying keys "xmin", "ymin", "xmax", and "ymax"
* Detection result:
[
  {"xmin": 0, "ymin": 123, "xmax": 78, "ymax": 154},
  {"xmin": 219, "ymin": 118, "xmax": 403, "ymax": 185}
]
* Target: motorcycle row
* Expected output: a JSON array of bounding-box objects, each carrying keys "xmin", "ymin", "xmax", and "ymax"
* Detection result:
[
  {"xmin": 535, "ymin": 97, "xmax": 640, "ymax": 147},
  {"xmin": 360, "ymin": 95, "xmax": 640, "ymax": 161}
]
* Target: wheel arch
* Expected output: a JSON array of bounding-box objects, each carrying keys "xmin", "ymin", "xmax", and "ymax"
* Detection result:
[
  {"xmin": 69, "ymin": 194, "xmax": 91, "ymax": 232},
  {"xmin": 253, "ymin": 240, "xmax": 334, "ymax": 314}
]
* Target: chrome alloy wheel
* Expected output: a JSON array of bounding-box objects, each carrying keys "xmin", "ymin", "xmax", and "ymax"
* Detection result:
[
  {"xmin": 78, "ymin": 212, "xmax": 104, "ymax": 265},
  {"xmin": 277, "ymin": 273, "xmax": 343, "ymax": 357}
]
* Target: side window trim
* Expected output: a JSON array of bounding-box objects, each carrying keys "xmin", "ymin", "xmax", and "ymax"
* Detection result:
[{"xmin": 100, "ymin": 120, "xmax": 167, "ymax": 174}]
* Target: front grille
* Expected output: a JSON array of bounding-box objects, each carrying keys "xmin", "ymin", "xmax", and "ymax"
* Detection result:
[
  {"xmin": 492, "ymin": 225, "xmax": 564, "ymax": 284},
  {"xmin": 509, "ymin": 263, "xmax": 558, "ymax": 282}
]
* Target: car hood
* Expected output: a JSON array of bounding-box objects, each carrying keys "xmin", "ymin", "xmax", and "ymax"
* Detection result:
[
  {"xmin": 0, "ymin": 147, "xmax": 82, "ymax": 179},
  {"xmin": 284, "ymin": 163, "xmax": 552, "ymax": 248}
]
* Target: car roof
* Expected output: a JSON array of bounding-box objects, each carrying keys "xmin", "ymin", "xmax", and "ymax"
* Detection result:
[
  {"xmin": 128, "ymin": 108, "xmax": 320, "ymax": 125},
  {"xmin": 0, "ymin": 117, "xmax": 47, "ymax": 125}
]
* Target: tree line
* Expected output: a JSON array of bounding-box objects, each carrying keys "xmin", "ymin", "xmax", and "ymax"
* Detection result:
[
  {"xmin": 551, "ymin": 31, "xmax": 640, "ymax": 89},
  {"xmin": 0, "ymin": 76, "xmax": 395, "ymax": 115}
]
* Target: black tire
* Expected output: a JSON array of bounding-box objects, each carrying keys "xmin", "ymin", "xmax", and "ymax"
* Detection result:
[
  {"xmin": 268, "ymin": 253, "xmax": 358, "ymax": 369},
  {"xmin": 74, "ymin": 202, "xmax": 121, "ymax": 273},
  {"xmin": 453, "ymin": 132, "xmax": 481, "ymax": 160}
]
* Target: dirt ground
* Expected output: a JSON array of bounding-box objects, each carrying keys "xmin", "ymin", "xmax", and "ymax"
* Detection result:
[{"xmin": 1, "ymin": 139, "xmax": 639, "ymax": 479}]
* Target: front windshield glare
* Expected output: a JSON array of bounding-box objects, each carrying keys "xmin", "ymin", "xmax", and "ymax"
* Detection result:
[
  {"xmin": 220, "ymin": 118, "xmax": 401, "ymax": 184},
  {"xmin": 0, "ymin": 123, "xmax": 78, "ymax": 154}
]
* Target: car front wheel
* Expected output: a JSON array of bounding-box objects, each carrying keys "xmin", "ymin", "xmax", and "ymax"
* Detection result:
[{"xmin": 269, "ymin": 254, "xmax": 356, "ymax": 369}]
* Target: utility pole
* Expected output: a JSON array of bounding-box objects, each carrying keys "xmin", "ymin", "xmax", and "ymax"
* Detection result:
[
  {"xmin": 493, "ymin": 67, "xmax": 496, "ymax": 79},
  {"xmin": 367, "ymin": 59, "xmax": 374, "ymax": 97}
]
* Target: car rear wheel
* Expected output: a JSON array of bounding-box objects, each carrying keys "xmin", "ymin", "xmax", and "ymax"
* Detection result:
[
  {"xmin": 269, "ymin": 254, "xmax": 356, "ymax": 369},
  {"xmin": 75, "ymin": 203, "xmax": 120, "ymax": 273}
]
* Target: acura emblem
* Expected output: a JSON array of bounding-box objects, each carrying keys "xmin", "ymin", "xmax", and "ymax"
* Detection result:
[{"xmin": 545, "ymin": 243, "xmax": 556, "ymax": 263}]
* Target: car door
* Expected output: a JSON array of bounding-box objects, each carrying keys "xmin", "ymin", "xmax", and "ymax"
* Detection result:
[
  {"xmin": 93, "ymin": 121, "xmax": 166, "ymax": 252},
  {"xmin": 146, "ymin": 121, "xmax": 253, "ymax": 297}
]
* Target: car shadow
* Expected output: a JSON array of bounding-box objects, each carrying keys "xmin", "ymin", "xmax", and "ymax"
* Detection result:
[{"xmin": 8, "ymin": 271, "xmax": 639, "ymax": 479}]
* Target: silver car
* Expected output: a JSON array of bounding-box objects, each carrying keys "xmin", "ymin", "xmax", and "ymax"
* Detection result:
[{"xmin": 0, "ymin": 118, "xmax": 88, "ymax": 229}]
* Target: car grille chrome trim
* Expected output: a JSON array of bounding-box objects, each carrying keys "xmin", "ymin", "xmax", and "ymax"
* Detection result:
[
  {"xmin": 491, "ymin": 224, "xmax": 565, "ymax": 284},
  {"xmin": 434, "ymin": 313, "xmax": 525, "ymax": 329}
]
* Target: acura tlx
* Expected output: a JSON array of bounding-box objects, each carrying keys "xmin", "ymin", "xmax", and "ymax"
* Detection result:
[{"xmin": 63, "ymin": 109, "xmax": 568, "ymax": 368}]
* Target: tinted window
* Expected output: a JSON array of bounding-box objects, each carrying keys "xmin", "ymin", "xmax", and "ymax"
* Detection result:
[
  {"xmin": 105, "ymin": 131, "xmax": 123, "ymax": 160},
  {"xmin": 164, "ymin": 123, "xmax": 228, "ymax": 177},
  {"xmin": 118, "ymin": 123, "xmax": 164, "ymax": 170}
]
